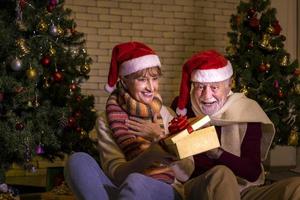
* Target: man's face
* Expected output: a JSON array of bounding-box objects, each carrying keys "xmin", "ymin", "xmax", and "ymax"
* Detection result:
[{"xmin": 192, "ymin": 79, "xmax": 232, "ymax": 115}]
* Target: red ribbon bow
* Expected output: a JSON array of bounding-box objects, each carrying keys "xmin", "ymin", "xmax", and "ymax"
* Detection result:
[{"xmin": 168, "ymin": 115, "xmax": 193, "ymax": 135}]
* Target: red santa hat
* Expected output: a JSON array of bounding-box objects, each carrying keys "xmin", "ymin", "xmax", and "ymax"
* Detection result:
[
  {"xmin": 176, "ymin": 50, "xmax": 233, "ymax": 116},
  {"xmin": 105, "ymin": 41, "xmax": 161, "ymax": 93}
]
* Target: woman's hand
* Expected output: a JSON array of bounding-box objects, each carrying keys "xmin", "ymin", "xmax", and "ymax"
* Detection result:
[{"xmin": 125, "ymin": 114, "xmax": 164, "ymax": 142}]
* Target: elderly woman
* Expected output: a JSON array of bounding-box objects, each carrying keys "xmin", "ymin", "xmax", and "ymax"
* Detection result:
[{"xmin": 65, "ymin": 42, "xmax": 194, "ymax": 200}]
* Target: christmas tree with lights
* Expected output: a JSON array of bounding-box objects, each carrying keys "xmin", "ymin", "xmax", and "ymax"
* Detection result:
[
  {"xmin": 226, "ymin": 0, "xmax": 300, "ymax": 146},
  {"xmin": 0, "ymin": 0, "xmax": 97, "ymax": 187}
]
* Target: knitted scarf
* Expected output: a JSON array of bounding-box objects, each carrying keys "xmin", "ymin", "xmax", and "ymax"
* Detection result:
[{"xmin": 106, "ymin": 83, "xmax": 175, "ymax": 184}]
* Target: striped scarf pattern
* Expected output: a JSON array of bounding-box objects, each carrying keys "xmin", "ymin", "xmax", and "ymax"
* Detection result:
[{"xmin": 106, "ymin": 83, "xmax": 175, "ymax": 184}]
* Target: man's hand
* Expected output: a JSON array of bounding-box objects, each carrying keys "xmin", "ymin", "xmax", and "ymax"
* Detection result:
[
  {"xmin": 125, "ymin": 114, "xmax": 164, "ymax": 142},
  {"xmin": 206, "ymin": 148, "xmax": 223, "ymax": 159}
]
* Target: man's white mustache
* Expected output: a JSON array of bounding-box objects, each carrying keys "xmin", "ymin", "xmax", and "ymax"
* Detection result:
[{"xmin": 200, "ymin": 98, "xmax": 217, "ymax": 104}]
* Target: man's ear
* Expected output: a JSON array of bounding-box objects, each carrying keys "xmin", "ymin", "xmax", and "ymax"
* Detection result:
[{"xmin": 228, "ymin": 77, "xmax": 234, "ymax": 88}]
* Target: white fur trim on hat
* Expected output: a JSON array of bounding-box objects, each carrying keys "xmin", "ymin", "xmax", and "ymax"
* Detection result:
[
  {"xmin": 191, "ymin": 61, "xmax": 233, "ymax": 82},
  {"xmin": 119, "ymin": 54, "xmax": 161, "ymax": 76},
  {"xmin": 104, "ymin": 83, "xmax": 116, "ymax": 93}
]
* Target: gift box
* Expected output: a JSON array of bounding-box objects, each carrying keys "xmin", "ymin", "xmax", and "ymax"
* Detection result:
[
  {"xmin": 162, "ymin": 115, "xmax": 220, "ymax": 159},
  {"xmin": 5, "ymin": 155, "xmax": 67, "ymax": 191}
]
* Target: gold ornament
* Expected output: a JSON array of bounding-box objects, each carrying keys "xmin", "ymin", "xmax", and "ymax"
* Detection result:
[
  {"xmin": 80, "ymin": 64, "xmax": 91, "ymax": 74},
  {"xmin": 260, "ymin": 34, "xmax": 270, "ymax": 49},
  {"xmin": 28, "ymin": 101, "xmax": 33, "ymax": 107},
  {"xmin": 51, "ymin": 182, "xmax": 73, "ymax": 195},
  {"xmin": 266, "ymin": 44, "xmax": 273, "ymax": 52},
  {"xmin": 38, "ymin": 20, "xmax": 48, "ymax": 32},
  {"xmin": 240, "ymin": 86, "xmax": 248, "ymax": 96},
  {"xmin": 49, "ymin": 47, "xmax": 56, "ymax": 56},
  {"xmin": 231, "ymin": 79, "xmax": 236, "ymax": 89},
  {"xmin": 280, "ymin": 55, "xmax": 289, "ymax": 66},
  {"xmin": 265, "ymin": 63, "xmax": 271, "ymax": 70},
  {"xmin": 16, "ymin": 20, "xmax": 27, "ymax": 31},
  {"xmin": 57, "ymin": 25, "xmax": 64, "ymax": 36},
  {"xmin": 43, "ymin": 76, "xmax": 50, "ymax": 88},
  {"xmin": 33, "ymin": 94, "xmax": 40, "ymax": 108},
  {"xmin": 266, "ymin": 25, "xmax": 275, "ymax": 34},
  {"xmin": 295, "ymin": 84, "xmax": 300, "ymax": 94},
  {"xmin": 288, "ymin": 128, "xmax": 299, "ymax": 146},
  {"xmin": 26, "ymin": 66, "xmax": 38, "ymax": 80},
  {"xmin": 80, "ymin": 130, "xmax": 87, "ymax": 138},
  {"xmin": 226, "ymin": 46, "xmax": 236, "ymax": 56},
  {"xmin": 0, "ymin": 193, "xmax": 16, "ymax": 200},
  {"xmin": 274, "ymin": 44, "xmax": 280, "ymax": 51},
  {"xmin": 262, "ymin": 95, "xmax": 268, "ymax": 102},
  {"xmin": 16, "ymin": 38, "xmax": 30, "ymax": 56},
  {"xmin": 80, "ymin": 48, "xmax": 87, "ymax": 54},
  {"xmin": 245, "ymin": 62, "xmax": 250, "ymax": 68}
]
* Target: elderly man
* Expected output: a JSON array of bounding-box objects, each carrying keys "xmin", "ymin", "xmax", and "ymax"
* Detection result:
[{"xmin": 171, "ymin": 50, "xmax": 300, "ymax": 200}]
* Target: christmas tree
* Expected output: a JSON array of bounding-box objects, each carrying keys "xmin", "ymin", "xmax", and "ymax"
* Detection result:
[
  {"xmin": 226, "ymin": 0, "xmax": 300, "ymax": 146},
  {"xmin": 0, "ymin": 0, "xmax": 97, "ymax": 185}
]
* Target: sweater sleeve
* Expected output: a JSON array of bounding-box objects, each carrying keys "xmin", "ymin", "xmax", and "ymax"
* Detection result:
[
  {"xmin": 96, "ymin": 113, "xmax": 126, "ymax": 180},
  {"xmin": 193, "ymin": 123, "xmax": 262, "ymax": 182}
]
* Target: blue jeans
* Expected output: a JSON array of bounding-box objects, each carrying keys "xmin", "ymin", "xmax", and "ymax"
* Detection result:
[{"xmin": 64, "ymin": 152, "xmax": 181, "ymax": 200}]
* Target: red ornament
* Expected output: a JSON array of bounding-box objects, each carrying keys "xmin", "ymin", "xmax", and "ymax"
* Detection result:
[
  {"xmin": 278, "ymin": 89, "xmax": 283, "ymax": 98},
  {"xmin": 69, "ymin": 83, "xmax": 77, "ymax": 91},
  {"xmin": 49, "ymin": 0, "xmax": 58, "ymax": 6},
  {"xmin": 76, "ymin": 127, "xmax": 82, "ymax": 133},
  {"xmin": 272, "ymin": 20, "xmax": 282, "ymax": 35},
  {"xmin": 0, "ymin": 92, "xmax": 4, "ymax": 102},
  {"xmin": 47, "ymin": 4, "xmax": 55, "ymax": 12},
  {"xmin": 273, "ymin": 80, "xmax": 279, "ymax": 88},
  {"xmin": 247, "ymin": 8, "xmax": 256, "ymax": 18},
  {"xmin": 15, "ymin": 86, "xmax": 25, "ymax": 93},
  {"xmin": 259, "ymin": 63, "xmax": 267, "ymax": 72},
  {"xmin": 76, "ymin": 95, "xmax": 82, "ymax": 102},
  {"xmin": 52, "ymin": 71, "xmax": 63, "ymax": 82},
  {"xmin": 54, "ymin": 174, "xmax": 64, "ymax": 187},
  {"xmin": 16, "ymin": 122, "xmax": 25, "ymax": 131},
  {"xmin": 70, "ymin": 28, "xmax": 77, "ymax": 35},
  {"xmin": 41, "ymin": 55, "xmax": 51, "ymax": 67},
  {"xmin": 236, "ymin": 15, "xmax": 241, "ymax": 26},
  {"xmin": 68, "ymin": 116, "xmax": 77, "ymax": 128},
  {"xmin": 280, "ymin": 35, "xmax": 286, "ymax": 41},
  {"xmin": 74, "ymin": 111, "xmax": 81, "ymax": 118},
  {"xmin": 294, "ymin": 68, "xmax": 300, "ymax": 76},
  {"xmin": 249, "ymin": 17, "xmax": 259, "ymax": 29},
  {"xmin": 248, "ymin": 40, "xmax": 254, "ymax": 49},
  {"xmin": 19, "ymin": 0, "xmax": 26, "ymax": 10}
]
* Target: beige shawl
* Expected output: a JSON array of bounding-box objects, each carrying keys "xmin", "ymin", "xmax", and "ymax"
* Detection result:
[{"xmin": 191, "ymin": 92, "xmax": 275, "ymax": 191}]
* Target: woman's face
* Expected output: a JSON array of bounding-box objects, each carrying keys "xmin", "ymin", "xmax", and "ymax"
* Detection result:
[{"xmin": 122, "ymin": 67, "xmax": 161, "ymax": 105}]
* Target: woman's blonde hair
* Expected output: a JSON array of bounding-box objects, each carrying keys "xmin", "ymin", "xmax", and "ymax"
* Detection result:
[{"xmin": 124, "ymin": 66, "xmax": 162, "ymax": 79}]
